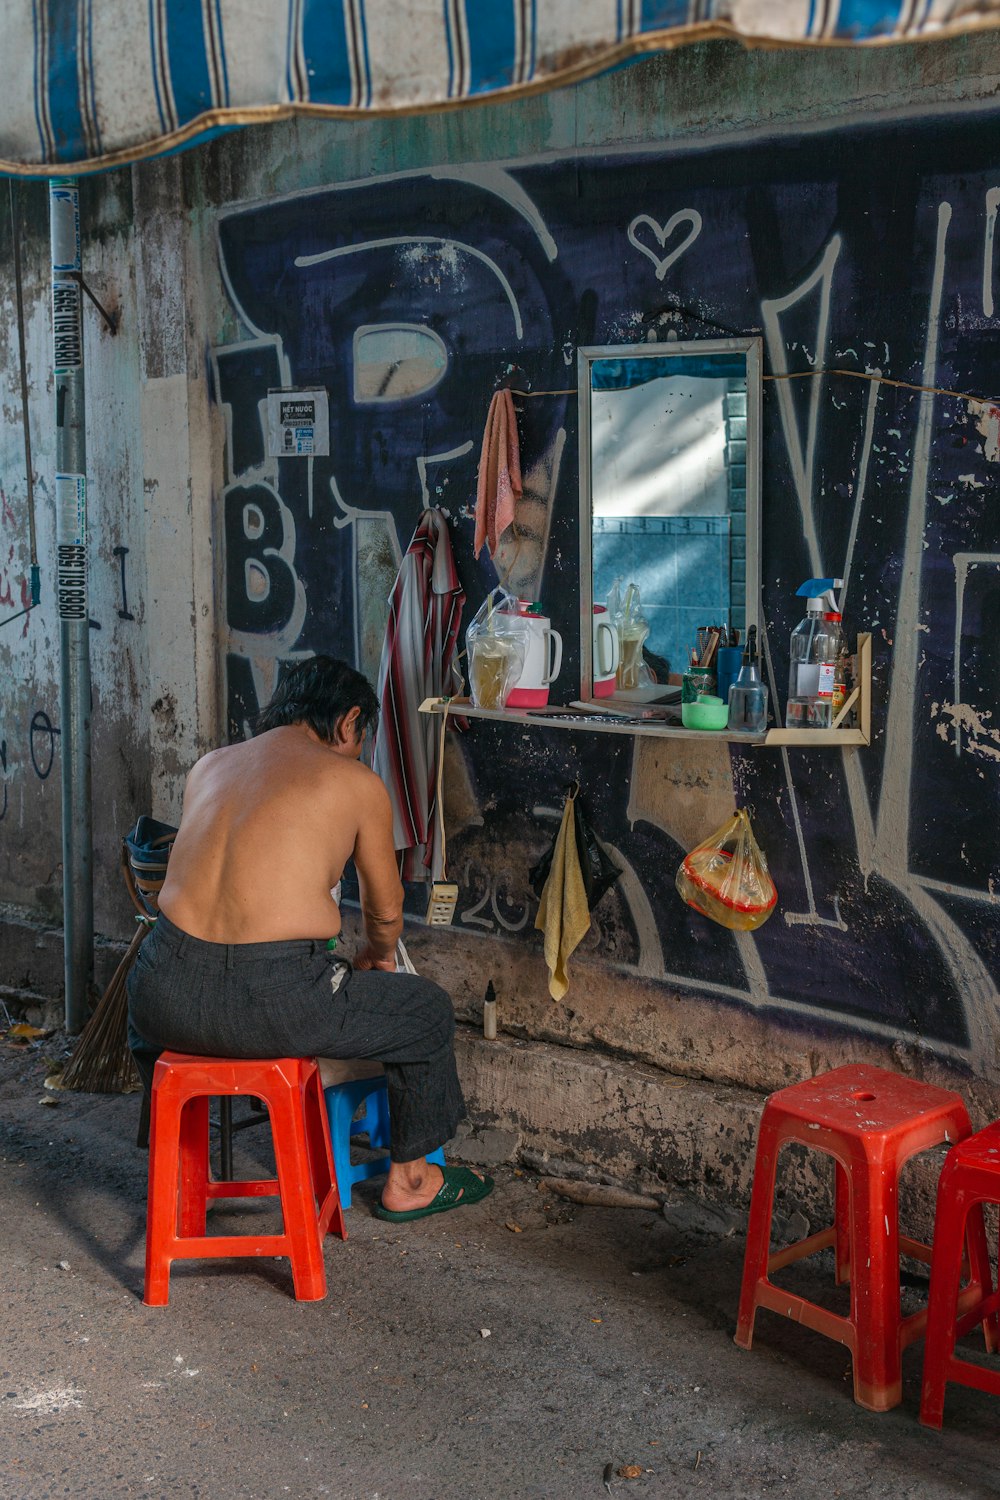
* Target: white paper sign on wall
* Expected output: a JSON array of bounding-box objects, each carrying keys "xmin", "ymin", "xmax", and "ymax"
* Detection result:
[{"xmin": 266, "ymin": 389, "xmax": 330, "ymax": 457}]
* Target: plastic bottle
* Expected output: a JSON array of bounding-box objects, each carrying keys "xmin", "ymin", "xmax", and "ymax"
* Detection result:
[
  {"xmin": 824, "ymin": 611, "xmax": 844, "ymax": 711},
  {"xmin": 728, "ymin": 625, "xmax": 768, "ymax": 734},
  {"xmin": 786, "ymin": 577, "xmax": 843, "ymax": 728},
  {"xmin": 616, "ymin": 582, "xmax": 650, "ymax": 691},
  {"xmin": 483, "ymin": 980, "xmax": 497, "ymax": 1040},
  {"xmin": 832, "ymin": 646, "xmax": 852, "ymax": 723},
  {"xmin": 823, "ymin": 609, "xmax": 843, "ymax": 660}
]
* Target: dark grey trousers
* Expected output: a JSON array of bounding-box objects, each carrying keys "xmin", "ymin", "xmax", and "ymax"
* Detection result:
[{"xmin": 126, "ymin": 912, "xmax": 466, "ymax": 1162}]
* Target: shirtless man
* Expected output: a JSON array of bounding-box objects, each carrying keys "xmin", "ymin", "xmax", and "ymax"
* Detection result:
[{"xmin": 127, "ymin": 655, "xmax": 492, "ymax": 1221}]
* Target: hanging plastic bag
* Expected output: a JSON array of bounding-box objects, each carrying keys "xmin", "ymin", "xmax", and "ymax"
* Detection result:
[
  {"xmin": 675, "ymin": 808, "xmax": 777, "ymax": 931},
  {"xmin": 530, "ymin": 785, "xmax": 621, "ymax": 913},
  {"xmin": 465, "ymin": 585, "xmax": 528, "ymax": 710}
]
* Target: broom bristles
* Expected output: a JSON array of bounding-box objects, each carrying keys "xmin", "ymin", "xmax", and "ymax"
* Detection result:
[{"xmin": 61, "ymin": 924, "xmax": 149, "ymax": 1094}]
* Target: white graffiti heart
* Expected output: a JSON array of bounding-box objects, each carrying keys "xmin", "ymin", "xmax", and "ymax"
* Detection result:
[{"xmin": 627, "ymin": 210, "xmax": 703, "ymax": 281}]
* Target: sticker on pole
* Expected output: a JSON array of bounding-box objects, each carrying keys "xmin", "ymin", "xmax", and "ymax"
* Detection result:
[
  {"xmin": 52, "ymin": 280, "xmax": 82, "ymax": 373},
  {"xmin": 266, "ymin": 389, "xmax": 329, "ymax": 457},
  {"xmin": 50, "ymin": 185, "xmax": 81, "ymax": 274},
  {"xmin": 56, "ymin": 473, "xmax": 86, "ymax": 547}
]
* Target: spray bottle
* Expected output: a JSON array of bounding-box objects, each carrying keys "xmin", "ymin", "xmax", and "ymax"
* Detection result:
[
  {"xmin": 786, "ymin": 577, "xmax": 843, "ymax": 728},
  {"xmin": 728, "ymin": 625, "xmax": 768, "ymax": 734}
]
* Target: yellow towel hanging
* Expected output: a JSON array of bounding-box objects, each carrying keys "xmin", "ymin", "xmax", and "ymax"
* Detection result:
[{"xmin": 534, "ymin": 786, "xmax": 590, "ymax": 1002}]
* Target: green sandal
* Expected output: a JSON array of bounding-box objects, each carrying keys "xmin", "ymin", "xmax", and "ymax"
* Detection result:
[{"xmin": 373, "ymin": 1165, "xmax": 494, "ymax": 1221}]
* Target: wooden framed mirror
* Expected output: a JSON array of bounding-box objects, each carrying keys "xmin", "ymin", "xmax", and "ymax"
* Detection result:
[{"xmin": 578, "ymin": 337, "xmax": 762, "ymax": 706}]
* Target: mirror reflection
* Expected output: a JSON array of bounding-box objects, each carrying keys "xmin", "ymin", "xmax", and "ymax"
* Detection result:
[{"xmin": 580, "ymin": 338, "xmax": 761, "ymax": 704}]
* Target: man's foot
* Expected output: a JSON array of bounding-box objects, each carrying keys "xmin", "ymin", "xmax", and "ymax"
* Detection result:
[
  {"xmin": 380, "ymin": 1160, "xmax": 445, "ymax": 1215},
  {"xmin": 375, "ymin": 1164, "xmax": 494, "ymax": 1221}
]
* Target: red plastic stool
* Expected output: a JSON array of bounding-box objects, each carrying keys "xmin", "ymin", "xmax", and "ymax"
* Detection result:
[
  {"xmin": 144, "ymin": 1052, "xmax": 346, "ymax": 1306},
  {"xmin": 734, "ymin": 1063, "xmax": 986, "ymax": 1411},
  {"xmin": 920, "ymin": 1121, "xmax": 1000, "ymax": 1428}
]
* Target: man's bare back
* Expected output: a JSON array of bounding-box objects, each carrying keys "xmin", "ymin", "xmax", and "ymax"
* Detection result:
[{"xmin": 158, "ymin": 721, "xmax": 403, "ymax": 957}]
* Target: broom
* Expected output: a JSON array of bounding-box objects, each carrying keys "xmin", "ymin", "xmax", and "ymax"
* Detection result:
[
  {"xmin": 61, "ymin": 820, "xmax": 175, "ymax": 1095},
  {"xmin": 60, "ymin": 922, "xmax": 150, "ymax": 1093}
]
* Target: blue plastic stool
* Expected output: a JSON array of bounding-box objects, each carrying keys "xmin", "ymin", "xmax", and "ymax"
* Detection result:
[{"xmin": 323, "ymin": 1076, "xmax": 446, "ymax": 1209}]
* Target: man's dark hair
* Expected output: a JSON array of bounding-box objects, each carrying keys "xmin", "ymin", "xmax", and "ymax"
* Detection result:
[{"xmin": 254, "ymin": 656, "xmax": 379, "ymax": 743}]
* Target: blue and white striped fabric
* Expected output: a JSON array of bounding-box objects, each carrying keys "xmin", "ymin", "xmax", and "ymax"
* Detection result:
[{"xmin": 3, "ymin": 0, "xmax": 999, "ymax": 176}]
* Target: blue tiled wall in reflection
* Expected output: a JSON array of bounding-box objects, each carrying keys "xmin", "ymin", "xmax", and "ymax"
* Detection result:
[{"xmin": 593, "ymin": 515, "xmax": 731, "ymax": 675}]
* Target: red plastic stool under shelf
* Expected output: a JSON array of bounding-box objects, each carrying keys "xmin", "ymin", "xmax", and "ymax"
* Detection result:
[
  {"xmin": 144, "ymin": 1052, "xmax": 347, "ymax": 1306},
  {"xmin": 734, "ymin": 1063, "xmax": 988, "ymax": 1412},
  {"xmin": 920, "ymin": 1121, "xmax": 1000, "ymax": 1428}
]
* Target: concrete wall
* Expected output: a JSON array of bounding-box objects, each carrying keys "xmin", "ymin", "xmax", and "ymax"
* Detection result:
[
  {"xmin": 0, "ymin": 164, "xmax": 220, "ymax": 962},
  {"xmin": 1, "ymin": 172, "xmax": 151, "ymax": 938},
  {"xmin": 3, "ymin": 35, "xmax": 1000, "ymax": 1200}
]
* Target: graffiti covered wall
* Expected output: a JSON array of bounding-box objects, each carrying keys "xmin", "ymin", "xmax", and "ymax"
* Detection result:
[
  {"xmin": 2, "ymin": 39, "xmax": 996, "ymax": 1100},
  {"xmin": 211, "ymin": 87, "xmax": 1000, "ymax": 1085}
]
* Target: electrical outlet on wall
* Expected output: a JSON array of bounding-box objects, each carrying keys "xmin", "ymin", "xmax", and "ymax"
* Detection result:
[{"xmin": 426, "ymin": 882, "xmax": 459, "ymax": 926}]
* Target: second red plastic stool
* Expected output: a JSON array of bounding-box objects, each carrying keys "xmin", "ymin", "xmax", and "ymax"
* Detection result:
[
  {"xmin": 734, "ymin": 1063, "xmax": 987, "ymax": 1411},
  {"xmin": 144, "ymin": 1052, "xmax": 347, "ymax": 1306},
  {"xmin": 920, "ymin": 1120, "xmax": 1000, "ymax": 1428}
]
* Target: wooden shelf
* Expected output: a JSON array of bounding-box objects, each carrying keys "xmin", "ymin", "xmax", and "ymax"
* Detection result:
[
  {"xmin": 764, "ymin": 727, "xmax": 867, "ymax": 746},
  {"xmin": 420, "ymin": 634, "xmax": 872, "ymax": 750},
  {"xmin": 418, "ymin": 697, "xmax": 766, "ymax": 743}
]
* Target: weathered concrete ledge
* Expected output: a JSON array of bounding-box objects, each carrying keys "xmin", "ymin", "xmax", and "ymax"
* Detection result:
[
  {"xmin": 453, "ymin": 1027, "xmax": 948, "ymax": 1244},
  {"xmin": 397, "ymin": 915, "xmax": 1000, "ymax": 1123}
]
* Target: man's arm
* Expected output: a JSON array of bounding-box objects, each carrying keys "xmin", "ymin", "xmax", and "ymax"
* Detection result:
[{"xmin": 353, "ymin": 774, "xmax": 404, "ymax": 971}]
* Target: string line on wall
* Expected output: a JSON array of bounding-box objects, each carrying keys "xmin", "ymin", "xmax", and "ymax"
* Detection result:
[
  {"xmin": 508, "ymin": 387, "xmax": 577, "ymax": 397},
  {"xmin": 508, "ymin": 371, "xmax": 998, "ymax": 407},
  {"xmin": 766, "ymin": 368, "xmax": 998, "ymax": 408}
]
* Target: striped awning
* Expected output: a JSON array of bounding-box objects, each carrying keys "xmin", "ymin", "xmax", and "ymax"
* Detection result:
[{"xmin": 4, "ymin": 0, "xmax": 1000, "ymax": 177}]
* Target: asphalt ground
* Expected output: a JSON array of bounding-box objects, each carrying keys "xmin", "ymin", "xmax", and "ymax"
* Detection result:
[{"xmin": 0, "ymin": 1032, "xmax": 997, "ymax": 1500}]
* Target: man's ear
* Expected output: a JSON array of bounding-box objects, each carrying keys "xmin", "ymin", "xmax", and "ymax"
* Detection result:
[{"xmin": 337, "ymin": 705, "xmax": 362, "ymax": 744}]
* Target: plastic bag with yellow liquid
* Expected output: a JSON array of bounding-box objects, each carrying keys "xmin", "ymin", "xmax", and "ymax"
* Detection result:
[{"xmin": 466, "ymin": 586, "xmax": 528, "ymax": 710}]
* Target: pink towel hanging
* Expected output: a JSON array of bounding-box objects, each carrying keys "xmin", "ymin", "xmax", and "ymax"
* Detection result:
[{"xmin": 474, "ymin": 388, "xmax": 522, "ymax": 559}]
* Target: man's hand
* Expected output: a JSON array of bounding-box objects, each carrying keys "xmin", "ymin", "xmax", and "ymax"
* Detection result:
[{"xmin": 354, "ymin": 944, "xmax": 397, "ymax": 973}]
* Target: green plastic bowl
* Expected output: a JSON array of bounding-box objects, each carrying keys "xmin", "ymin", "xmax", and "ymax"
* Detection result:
[{"xmin": 681, "ymin": 695, "xmax": 729, "ymax": 731}]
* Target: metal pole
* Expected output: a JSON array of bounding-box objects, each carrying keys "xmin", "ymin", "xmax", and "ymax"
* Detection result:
[{"xmin": 49, "ymin": 178, "xmax": 93, "ymax": 1033}]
